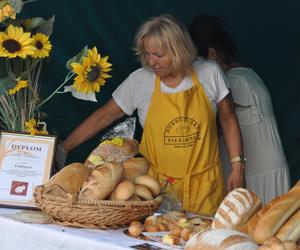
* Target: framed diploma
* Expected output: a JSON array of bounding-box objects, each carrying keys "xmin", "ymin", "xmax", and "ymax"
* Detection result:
[{"xmin": 0, "ymin": 131, "xmax": 57, "ymax": 208}]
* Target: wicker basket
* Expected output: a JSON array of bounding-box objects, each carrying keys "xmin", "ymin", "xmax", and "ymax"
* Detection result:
[{"xmin": 33, "ymin": 185, "xmax": 161, "ymax": 229}]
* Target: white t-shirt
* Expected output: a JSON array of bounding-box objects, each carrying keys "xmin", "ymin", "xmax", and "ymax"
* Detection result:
[{"xmin": 112, "ymin": 58, "xmax": 229, "ymax": 128}]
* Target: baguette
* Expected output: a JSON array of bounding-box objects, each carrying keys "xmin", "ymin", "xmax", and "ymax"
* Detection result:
[
  {"xmin": 253, "ymin": 180, "xmax": 300, "ymax": 244},
  {"xmin": 276, "ymin": 207, "xmax": 300, "ymax": 241},
  {"xmin": 246, "ymin": 195, "xmax": 282, "ymax": 238}
]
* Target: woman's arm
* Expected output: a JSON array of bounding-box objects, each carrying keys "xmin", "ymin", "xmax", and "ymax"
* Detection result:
[
  {"xmin": 63, "ymin": 98, "xmax": 126, "ymax": 153},
  {"xmin": 217, "ymin": 94, "xmax": 245, "ymax": 191}
]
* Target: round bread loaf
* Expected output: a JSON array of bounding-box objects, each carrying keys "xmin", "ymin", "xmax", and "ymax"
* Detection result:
[
  {"xmin": 122, "ymin": 157, "xmax": 150, "ymax": 181},
  {"xmin": 184, "ymin": 228, "xmax": 258, "ymax": 250},
  {"xmin": 110, "ymin": 180, "xmax": 135, "ymax": 201},
  {"xmin": 134, "ymin": 175, "xmax": 161, "ymax": 196},
  {"xmin": 212, "ymin": 188, "xmax": 262, "ymax": 230}
]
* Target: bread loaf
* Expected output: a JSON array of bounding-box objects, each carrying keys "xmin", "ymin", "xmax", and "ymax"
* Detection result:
[
  {"xmin": 44, "ymin": 162, "xmax": 90, "ymax": 198},
  {"xmin": 134, "ymin": 184, "xmax": 153, "ymax": 200},
  {"xmin": 184, "ymin": 228, "xmax": 258, "ymax": 250},
  {"xmin": 109, "ymin": 180, "xmax": 135, "ymax": 201},
  {"xmin": 211, "ymin": 188, "xmax": 262, "ymax": 230},
  {"xmin": 246, "ymin": 195, "xmax": 282, "ymax": 238},
  {"xmin": 79, "ymin": 162, "xmax": 123, "ymax": 200},
  {"xmin": 134, "ymin": 175, "xmax": 161, "ymax": 196},
  {"xmin": 276, "ymin": 207, "xmax": 300, "ymax": 242},
  {"xmin": 122, "ymin": 157, "xmax": 149, "ymax": 181},
  {"xmin": 253, "ymin": 181, "xmax": 300, "ymax": 244},
  {"xmin": 84, "ymin": 137, "xmax": 139, "ymax": 169},
  {"xmin": 258, "ymin": 237, "xmax": 298, "ymax": 250}
]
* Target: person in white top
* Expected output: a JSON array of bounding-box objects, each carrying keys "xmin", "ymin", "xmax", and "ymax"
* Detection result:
[
  {"xmin": 63, "ymin": 14, "xmax": 245, "ymax": 215},
  {"xmin": 189, "ymin": 14, "xmax": 291, "ymax": 204}
]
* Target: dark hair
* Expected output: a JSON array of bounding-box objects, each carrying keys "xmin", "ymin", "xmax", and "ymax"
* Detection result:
[{"xmin": 189, "ymin": 14, "xmax": 237, "ymax": 64}]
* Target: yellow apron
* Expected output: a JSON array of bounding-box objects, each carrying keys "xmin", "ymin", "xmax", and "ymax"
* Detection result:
[{"xmin": 139, "ymin": 70, "xmax": 225, "ymax": 216}]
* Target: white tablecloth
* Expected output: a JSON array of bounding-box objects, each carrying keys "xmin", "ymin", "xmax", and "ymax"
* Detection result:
[{"xmin": 0, "ymin": 208, "xmax": 175, "ymax": 250}]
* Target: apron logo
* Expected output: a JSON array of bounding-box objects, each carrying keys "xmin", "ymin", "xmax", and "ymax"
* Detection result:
[{"xmin": 164, "ymin": 117, "xmax": 200, "ymax": 146}]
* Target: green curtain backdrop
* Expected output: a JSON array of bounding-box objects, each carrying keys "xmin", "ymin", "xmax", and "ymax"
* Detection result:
[{"xmin": 21, "ymin": 0, "xmax": 300, "ymax": 184}]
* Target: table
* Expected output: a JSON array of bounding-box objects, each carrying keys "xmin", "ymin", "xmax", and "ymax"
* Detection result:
[{"xmin": 0, "ymin": 208, "xmax": 176, "ymax": 250}]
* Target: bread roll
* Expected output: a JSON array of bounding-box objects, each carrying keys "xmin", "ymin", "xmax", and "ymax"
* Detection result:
[
  {"xmin": 79, "ymin": 162, "xmax": 123, "ymax": 200},
  {"xmin": 44, "ymin": 162, "xmax": 90, "ymax": 198},
  {"xmin": 128, "ymin": 221, "xmax": 143, "ymax": 237},
  {"xmin": 253, "ymin": 181, "xmax": 300, "ymax": 244},
  {"xmin": 211, "ymin": 188, "xmax": 262, "ymax": 230},
  {"xmin": 134, "ymin": 175, "xmax": 161, "ymax": 196},
  {"xmin": 109, "ymin": 180, "xmax": 135, "ymax": 201},
  {"xmin": 122, "ymin": 157, "xmax": 149, "ymax": 181},
  {"xmin": 184, "ymin": 228, "xmax": 258, "ymax": 250},
  {"xmin": 134, "ymin": 184, "xmax": 153, "ymax": 200},
  {"xmin": 84, "ymin": 137, "xmax": 139, "ymax": 169},
  {"xmin": 276, "ymin": 207, "xmax": 300, "ymax": 241}
]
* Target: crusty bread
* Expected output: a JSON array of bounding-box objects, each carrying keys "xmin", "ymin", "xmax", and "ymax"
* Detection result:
[
  {"xmin": 109, "ymin": 180, "xmax": 135, "ymax": 201},
  {"xmin": 44, "ymin": 162, "xmax": 90, "ymax": 198},
  {"xmin": 211, "ymin": 188, "xmax": 262, "ymax": 231},
  {"xmin": 184, "ymin": 228, "xmax": 258, "ymax": 250},
  {"xmin": 121, "ymin": 157, "xmax": 149, "ymax": 181},
  {"xmin": 258, "ymin": 237, "xmax": 298, "ymax": 250},
  {"xmin": 246, "ymin": 195, "xmax": 282, "ymax": 238},
  {"xmin": 253, "ymin": 180, "xmax": 300, "ymax": 244},
  {"xmin": 276, "ymin": 207, "xmax": 300, "ymax": 242},
  {"xmin": 79, "ymin": 162, "xmax": 123, "ymax": 200},
  {"xmin": 84, "ymin": 137, "xmax": 139, "ymax": 169}
]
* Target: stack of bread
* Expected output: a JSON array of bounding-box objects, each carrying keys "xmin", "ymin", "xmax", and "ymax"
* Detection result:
[
  {"xmin": 184, "ymin": 183, "xmax": 300, "ymax": 250},
  {"xmin": 42, "ymin": 137, "xmax": 162, "ymax": 203}
]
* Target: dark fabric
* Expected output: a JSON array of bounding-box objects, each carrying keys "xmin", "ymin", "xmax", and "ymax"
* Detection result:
[{"xmin": 21, "ymin": 0, "xmax": 300, "ymax": 184}]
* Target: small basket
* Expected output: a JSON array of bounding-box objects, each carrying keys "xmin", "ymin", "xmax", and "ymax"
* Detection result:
[{"xmin": 33, "ymin": 185, "xmax": 161, "ymax": 229}]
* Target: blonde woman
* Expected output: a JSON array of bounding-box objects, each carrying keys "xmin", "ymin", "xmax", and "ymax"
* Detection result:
[{"xmin": 63, "ymin": 14, "xmax": 245, "ymax": 215}]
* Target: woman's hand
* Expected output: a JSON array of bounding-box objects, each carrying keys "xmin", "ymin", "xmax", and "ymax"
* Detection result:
[{"xmin": 227, "ymin": 163, "xmax": 245, "ymax": 191}]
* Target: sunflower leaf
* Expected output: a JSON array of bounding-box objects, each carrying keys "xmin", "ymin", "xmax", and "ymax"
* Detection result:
[
  {"xmin": 0, "ymin": 77, "xmax": 17, "ymax": 96},
  {"xmin": 66, "ymin": 46, "xmax": 88, "ymax": 71},
  {"xmin": 8, "ymin": 0, "xmax": 24, "ymax": 13},
  {"xmin": 23, "ymin": 17, "xmax": 45, "ymax": 31},
  {"xmin": 35, "ymin": 15, "xmax": 55, "ymax": 36}
]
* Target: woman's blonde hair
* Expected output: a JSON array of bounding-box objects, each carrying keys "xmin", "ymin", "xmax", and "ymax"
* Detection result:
[{"xmin": 134, "ymin": 14, "xmax": 197, "ymax": 75}]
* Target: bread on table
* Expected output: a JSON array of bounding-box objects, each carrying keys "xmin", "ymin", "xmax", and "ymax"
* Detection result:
[
  {"xmin": 184, "ymin": 228, "xmax": 258, "ymax": 250},
  {"xmin": 258, "ymin": 237, "xmax": 298, "ymax": 250},
  {"xmin": 275, "ymin": 207, "xmax": 300, "ymax": 242},
  {"xmin": 43, "ymin": 162, "xmax": 90, "ymax": 198},
  {"xmin": 211, "ymin": 188, "xmax": 262, "ymax": 231},
  {"xmin": 246, "ymin": 195, "xmax": 282, "ymax": 238},
  {"xmin": 84, "ymin": 137, "xmax": 139, "ymax": 169},
  {"xmin": 253, "ymin": 180, "xmax": 300, "ymax": 244},
  {"xmin": 79, "ymin": 162, "xmax": 123, "ymax": 200},
  {"xmin": 121, "ymin": 157, "xmax": 150, "ymax": 181}
]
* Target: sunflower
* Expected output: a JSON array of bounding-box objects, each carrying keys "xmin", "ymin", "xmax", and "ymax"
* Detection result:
[
  {"xmin": 0, "ymin": 4, "xmax": 16, "ymax": 22},
  {"xmin": 8, "ymin": 80, "xmax": 28, "ymax": 95},
  {"xmin": 0, "ymin": 25, "xmax": 35, "ymax": 58},
  {"xmin": 31, "ymin": 33, "xmax": 52, "ymax": 58},
  {"xmin": 71, "ymin": 46, "xmax": 112, "ymax": 93},
  {"xmin": 25, "ymin": 118, "xmax": 48, "ymax": 135}
]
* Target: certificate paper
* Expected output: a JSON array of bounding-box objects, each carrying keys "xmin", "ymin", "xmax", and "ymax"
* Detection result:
[{"xmin": 0, "ymin": 132, "xmax": 56, "ymax": 208}]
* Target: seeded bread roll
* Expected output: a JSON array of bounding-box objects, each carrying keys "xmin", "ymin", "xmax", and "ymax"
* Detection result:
[
  {"xmin": 44, "ymin": 162, "xmax": 90, "ymax": 198},
  {"xmin": 84, "ymin": 137, "xmax": 139, "ymax": 169},
  {"xmin": 211, "ymin": 188, "xmax": 262, "ymax": 231}
]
